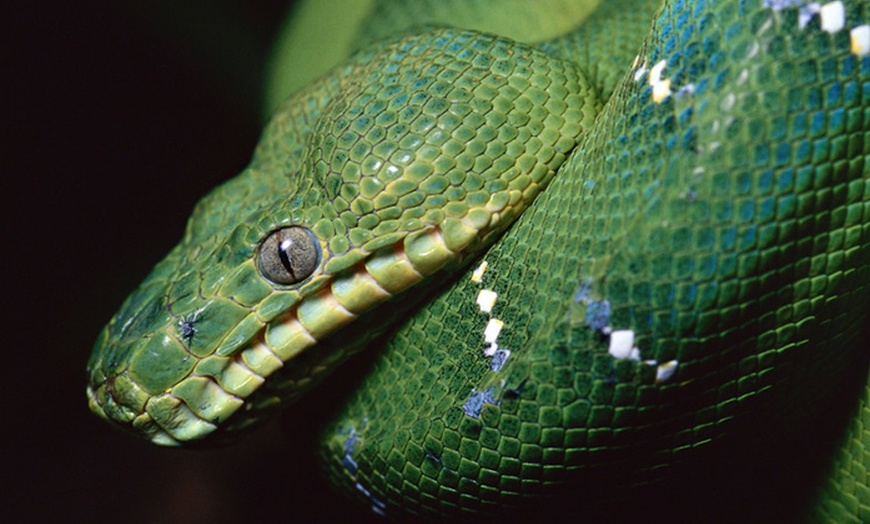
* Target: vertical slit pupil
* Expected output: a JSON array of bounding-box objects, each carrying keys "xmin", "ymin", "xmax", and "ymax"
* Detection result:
[{"xmin": 278, "ymin": 238, "xmax": 296, "ymax": 280}]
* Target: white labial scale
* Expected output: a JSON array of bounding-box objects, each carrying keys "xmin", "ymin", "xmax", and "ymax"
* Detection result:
[
  {"xmin": 404, "ymin": 228, "xmax": 454, "ymax": 276},
  {"xmin": 364, "ymin": 246, "xmax": 424, "ymax": 294},
  {"xmin": 331, "ymin": 269, "xmax": 392, "ymax": 315},
  {"xmin": 218, "ymin": 360, "xmax": 265, "ymax": 397},
  {"xmin": 265, "ymin": 316, "xmax": 316, "ymax": 361},
  {"xmin": 296, "ymin": 291, "xmax": 356, "ymax": 339},
  {"xmin": 134, "ymin": 410, "xmax": 183, "ymax": 446},
  {"xmin": 174, "ymin": 376, "xmax": 244, "ymax": 421},
  {"xmin": 146, "ymin": 393, "xmax": 217, "ymax": 442},
  {"xmin": 239, "ymin": 340, "xmax": 284, "ymax": 377}
]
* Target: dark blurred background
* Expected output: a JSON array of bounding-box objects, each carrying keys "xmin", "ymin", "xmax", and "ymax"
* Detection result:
[{"xmin": 5, "ymin": 1, "xmax": 382, "ymax": 522}]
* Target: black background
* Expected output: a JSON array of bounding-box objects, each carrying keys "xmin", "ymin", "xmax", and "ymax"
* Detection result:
[{"xmin": 5, "ymin": 1, "xmax": 383, "ymax": 522}]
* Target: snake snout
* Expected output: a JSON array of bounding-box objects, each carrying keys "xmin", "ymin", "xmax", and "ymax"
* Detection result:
[{"xmin": 85, "ymin": 278, "xmax": 219, "ymax": 444}]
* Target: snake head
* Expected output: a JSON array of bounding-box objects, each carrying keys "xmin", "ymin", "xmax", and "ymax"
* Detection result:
[{"xmin": 86, "ymin": 27, "xmax": 596, "ymax": 445}]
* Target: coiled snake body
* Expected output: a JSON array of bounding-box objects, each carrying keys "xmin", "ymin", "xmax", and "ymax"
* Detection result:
[{"xmin": 87, "ymin": 0, "xmax": 869, "ymax": 520}]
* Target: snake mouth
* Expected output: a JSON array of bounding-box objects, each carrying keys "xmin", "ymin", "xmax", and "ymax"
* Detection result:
[
  {"xmin": 86, "ymin": 374, "xmax": 181, "ymax": 446},
  {"xmin": 87, "ymin": 225, "xmax": 473, "ymax": 446},
  {"xmin": 86, "ymin": 384, "xmax": 107, "ymax": 420}
]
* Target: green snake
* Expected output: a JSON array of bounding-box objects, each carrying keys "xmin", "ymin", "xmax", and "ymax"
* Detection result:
[{"xmin": 87, "ymin": 0, "xmax": 870, "ymax": 520}]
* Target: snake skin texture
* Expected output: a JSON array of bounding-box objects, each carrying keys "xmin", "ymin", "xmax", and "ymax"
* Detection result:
[{"xmin": 88, "ymin": 0, "xmax": 869, "ymax": 521}]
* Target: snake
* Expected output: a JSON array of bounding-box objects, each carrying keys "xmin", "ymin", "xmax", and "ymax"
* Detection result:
[{"xmin": 86, "ymin": 0, "xmax": 869, "ymax": 521}]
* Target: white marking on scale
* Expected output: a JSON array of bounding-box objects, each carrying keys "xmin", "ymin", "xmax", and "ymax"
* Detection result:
[
  {"xmin": 608, "ymin": 329, "xmax": 636, "ymax": 360},
  {"xmin": 470, "ymin": 260, "xmax": 488, "ymax": 282},
  {"xmin": 819, "ymin": 1, "xmax": 845, "ymax": 33},
  {"xmin": 799, "ymin": 3, "xmax": 822, "ymax": 29},
  {"xmin": 634, "ymin": 63, "xmax": 649, "ymax": 82},
  {"xmin": 675, "ymin": 83, "xmax": 695, "ymax": 98},
  {"xmin": 656, "ymin": 360, "xmax": 679, "ymax": 383},
  {"xmin": 763, "ymin": 0, "xmax": 835, "ymax": 30},
  {"xmin": 706, "ymin": 141, "xmax": 722, "ymax": 155},
  {"xmin": 737, "ymin": 68, "xmax": 750, "ymax": 85},
  {"xmin": 490, "ymin": 348, "xmax": 510, "ymax": 371},
  {"xmin": 763, "ymin": 0, "xmax": 802, "ymax": 9},
  {"xmin": 649, "ymin": 60, "xmax": 672, "ymax": 103},
  {"xmin": 851, "ymin": 25, "xmax": 870, "ymax": 56},
  {"xmin": 746, "ymin": 41, "xmax": 760, "ymax": 60},
  {"xmin": 484, "ymin": 318, "xmax": 503, "ymax": 345},
  {"xmin": 652, "ymin": 81, "xmax": 671, "ymax": 103},
  {"xmin": 649, "ymin": 60, "xmax": 666, "ymax": 84},
  {"xmin": 476, "ymin": 289, "xmax": 498, "ymax": 313}
]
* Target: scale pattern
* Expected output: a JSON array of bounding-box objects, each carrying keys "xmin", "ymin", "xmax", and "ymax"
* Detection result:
[
  {"xmin": 86, "ymin": 29, "xmax": 596, "ymax": 443},
  {"xmin": 542, "ymin": 0, "xmax": 665, "ymax": 100},
  {"xmin": 318, "ymin": 0, "xmax": 870, "ymax": 520},
  {"xmin": 86, "ymin": 0, "xmax": 870, "ymax": 521},
  {"xmin": 354, "ymin": 0, "xmax": 600, "ymax": 50}
]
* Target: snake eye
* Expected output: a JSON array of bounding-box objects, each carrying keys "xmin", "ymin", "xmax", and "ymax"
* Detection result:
[{"xmin": 257, "ymin": 227, "xmax": 320, "ymax": 285}]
